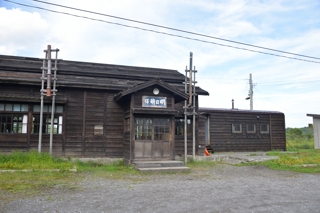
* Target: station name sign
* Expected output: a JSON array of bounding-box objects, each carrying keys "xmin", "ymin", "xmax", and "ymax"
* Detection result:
[{"xmin": 142, "ymin": 96, "xmax": 167, "ymax": 108}]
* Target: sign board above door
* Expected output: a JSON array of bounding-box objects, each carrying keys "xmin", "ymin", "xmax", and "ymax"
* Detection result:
[{"xmin": 142, "ymin": 96, "xmax": 167, "ymax": 108}]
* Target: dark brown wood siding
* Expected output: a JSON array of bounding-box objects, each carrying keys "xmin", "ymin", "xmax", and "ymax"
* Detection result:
[
  {"xmin": 64, "ymin": 89, "xmax": 84, "ymax": 156},
  {"xmin": 0, "ymin": 134, "xmax": 28, "ymax": 152},
  {"xmin": 105, "ymin": 91, "xmax": 124, "ymax": 157},
  {"xmin": 30, "ymin": 135, "xmax": 63, "ymax": 155},
  {"xmin": 270, "ymin": 114, "xmax": 286, "ymax": 150},
  {"xmin": 83, "ymin": 91, "xmax": 105, "ymax": 156},
  {"xmin": 206, "ymin": 112, "xmax": 283, "ymax": 151}
]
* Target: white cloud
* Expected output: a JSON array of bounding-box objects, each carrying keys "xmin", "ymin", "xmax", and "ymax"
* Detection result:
[{"xmin": 0, "ymin": 7, "xmax": 48, "ymax": 56}]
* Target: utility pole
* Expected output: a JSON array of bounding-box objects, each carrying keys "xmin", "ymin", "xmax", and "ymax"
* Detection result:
[
  {"xmin": 249, "ymin": 73, "xmax": 253, "ymax": 110},
  {"xmin": 245, "ymin": 73, "xmax": 253, "ymax": 110},
  {"xmin": 184, "ymin": 52, "xmax": 197, "ymax": 163},
  {"xmin": 38, "ymin": 45, "xmax": 59, "ymax": 155}
]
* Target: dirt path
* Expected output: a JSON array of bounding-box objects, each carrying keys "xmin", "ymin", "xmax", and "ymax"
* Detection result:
[{"xmin": 2, "ymin": 165, "xmax": 320, "ymax": 213}]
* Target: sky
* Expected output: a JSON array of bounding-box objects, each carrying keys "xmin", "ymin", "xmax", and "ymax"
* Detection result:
[{"xmin": 0, "ymin": 0, "xmax": 319, "ymax": 128}]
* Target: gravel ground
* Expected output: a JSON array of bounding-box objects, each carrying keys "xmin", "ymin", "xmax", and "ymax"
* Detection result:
[{"xmin": 2, "ymin": 164, "xmax": 320, "ymax": 213}]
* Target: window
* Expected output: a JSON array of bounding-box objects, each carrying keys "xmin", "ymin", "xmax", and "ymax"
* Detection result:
[
  {"xmin": 135, "ymin": 118, "xmax": 152, "ymax": 140},
  {"xmin": 154, "ymin": 118, "xmax": 170, "ymax": 140},
  {"xmin": 32, "ymin": 105, "xmax": 63, "ymax": 134},
  {"xmin": 247, "ymin": 123, "xmax": 256, "ymax": 133},
  {"xmin": 135, "ymin": 118, "xmax": 171, "ymax": 140},
  {"xmin": 232, "ymin": 123, "xmax": 242, "ymax": 133},
  {"xmin": 260, "ymin": 124, "xmax": 269, "ymax": 134},
  {"xmin": 0, "ymin": 103, "xmax": 28, "ymax": 134},
  {"xmin": 32, "ymin": 115, "xmax": 63, "ymax": 134},
  {"xmin": 175, "ymin": 119, "xmax": 192, "ymax": 135}
]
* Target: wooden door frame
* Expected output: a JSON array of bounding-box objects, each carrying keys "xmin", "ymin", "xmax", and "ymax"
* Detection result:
[{"xmin": 133, "ymin": 116, "xmax": 173, "ymax": 160}]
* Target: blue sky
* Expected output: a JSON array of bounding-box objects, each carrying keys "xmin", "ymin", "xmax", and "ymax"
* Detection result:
[{"xmin": 0, "ymin": 0, "xmax": 319, "ymax": 127}]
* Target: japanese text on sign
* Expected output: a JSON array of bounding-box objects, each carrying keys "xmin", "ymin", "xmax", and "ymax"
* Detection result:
[{"xmin": 142, "ymin": 96, "xmax": 167, "ymax": 108}]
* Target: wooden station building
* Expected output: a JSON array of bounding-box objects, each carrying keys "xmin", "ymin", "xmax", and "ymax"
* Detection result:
[
  {"xmin": 0, "ymin": 54, "xmax": 286, "ymax": 163},
  {"xmin": 199, "ymin": 107, "xmax": 286, "ymax": 151},
  {"xmin": 0, "ymin": 54, "xmax": 209, "ymax": 164}
]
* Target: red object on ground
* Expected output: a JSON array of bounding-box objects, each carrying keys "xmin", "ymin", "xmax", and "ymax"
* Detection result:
[{"xmin": 205, "ymin": 148, "xmax": 210, "ymax": 156}]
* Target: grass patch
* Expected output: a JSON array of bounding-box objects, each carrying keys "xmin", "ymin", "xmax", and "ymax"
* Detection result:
[
  {"xmin": 0, "ymin": 151, "xmax": 73, "ymax": 171},
  {"xmin": 287, "ymin": 138, "xmax": 314, "ymax": 150},
  {"xmin": 0, "ymin": 152, "xmax": 142, "ymax": 204},
  {"xmin": 246, "ymin": 149, "xmax": 320, "ymax": 173}
]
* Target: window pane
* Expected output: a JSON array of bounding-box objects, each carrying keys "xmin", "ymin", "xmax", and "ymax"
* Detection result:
[
  {"xmin": 53, "ymin": 124, "xmax": 58, "ymax": 134},
  {"xmin": 0, "ymin": 124, "xmax": 5, "ymax": 133},
  {"xmin": 5, "ymin": 104, "xmax": 12, "ymax": 111},
  {"xmin": 0, "ymin": 104, "xmax": 4, "ymax": 111},
  {"xmin": 43, "ymin": 105, "xmax": 49, "ymax": 113},
  {"xmin": 175, "ymin": 119, "xmax": 191, "ymax": 135},
  {"xmin": 58, "ymin": 116, "xmax": 63, "ymax": 134},
  {"xmin": 56, "ymin": 106, "xmax": 63, "ymax": 113},
  {"xmin": 232, "ymin": 123, "xmax": 242, "ymax": 133},
  {"xmin": 22, "ymin": 115, "xmax": 28, "ymax": 133},
  {"xmin": 21, "ymin": 104, "xmax": 28, "ymax": 112},
  {"xmin": 34, "ymin": 105, "xmax": 40, "ymax": 112},
  {"xmin": 247, "ymin": 124, "xmax": 255, "ymax": 133},
  {"xmin": 261, "ymin": 124, "xmax": 269, "ymax": 134},
  {"xmin": 13, "ymin": 104, "xmax": 20, "ymax": 111}
]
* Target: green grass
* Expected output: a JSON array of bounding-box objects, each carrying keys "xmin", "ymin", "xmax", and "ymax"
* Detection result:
[
  {"xmin": 0, "ymin": 151, "xmax": 141, "ymax": 204},
  {"xmin": 245, "ymin": 149, "xmax": 320, "ymax": 173},
  {"xmin": 286, "ymin": 138, "xmax": 314, "ymax": 150},
  {"xmin": 74, "ymin": 159, "xmax": 139, "ymax": 178},
  {"xmin": 0, "ymin": 151, "xmax": 74, "ymax": 170}
]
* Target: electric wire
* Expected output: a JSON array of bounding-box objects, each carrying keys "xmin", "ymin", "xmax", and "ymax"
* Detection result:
[
  {"xmin": 4, "ymin": 0, "xmax": 320, "ymax": 64},
  {"xmin": 27, "ymin": 0, "xmax": 320, "ymax": 61}
]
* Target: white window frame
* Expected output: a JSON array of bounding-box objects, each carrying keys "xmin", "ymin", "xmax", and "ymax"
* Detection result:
[
  {"xmin": 232, "ymin": 123, "xmax": 242, "ymax": 133},
  {"xmin": 246, "ymin": 123, "xmax": 256, "ymax": 133},
  {"xmin": 260, "ymin": 124, "xmax": 269, "ymax": 134}
]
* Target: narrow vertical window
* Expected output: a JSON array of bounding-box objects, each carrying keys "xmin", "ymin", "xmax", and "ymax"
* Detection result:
[
  {"xmin": 58, "ymin": 116, "xmax": 63, "ymax": 134},
  {"xmin": 22, "ymin": 115, "xmax": 28, "ymax": 133}
]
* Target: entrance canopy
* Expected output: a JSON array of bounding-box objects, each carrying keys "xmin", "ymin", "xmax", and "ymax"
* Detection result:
[{"xmin": 114, "ymin": 78, "xmax": 189, "ymax": 103}]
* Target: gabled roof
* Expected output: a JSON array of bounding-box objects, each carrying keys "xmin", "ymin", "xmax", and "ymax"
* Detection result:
[
  {"xmin": 114, "ymin": 78, "xmax": 189, "ymax": 103},
  {"xmin": 307, "ymin": 114, "xmax": 320, "ymax": 119},
  {"xmin": 0, "ymin": 54, "xmax": 209, "ymax": 95}
]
